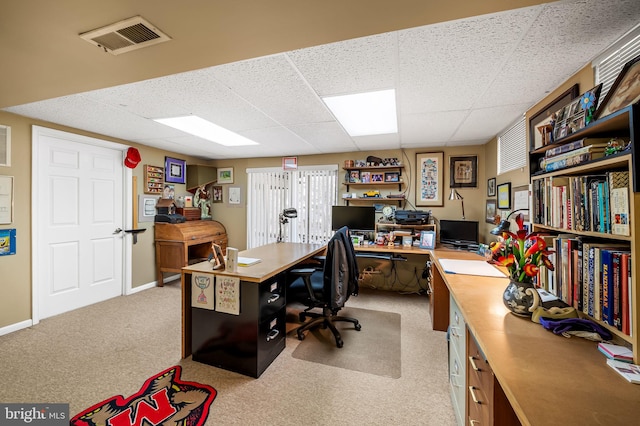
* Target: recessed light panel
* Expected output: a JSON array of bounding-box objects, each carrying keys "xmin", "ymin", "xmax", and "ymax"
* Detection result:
[
  {"xmin": 323, "ymin": 89, "xmax": 398, "ymax": 136},
  {"xmin": 154, "ymin": 116, "xmax": 259, "ymax": 146}
]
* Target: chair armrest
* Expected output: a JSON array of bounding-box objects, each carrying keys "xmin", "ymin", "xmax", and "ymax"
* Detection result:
[{"xmin": 289, "ymin": 268, "xmax": 320, "ymax": 304}]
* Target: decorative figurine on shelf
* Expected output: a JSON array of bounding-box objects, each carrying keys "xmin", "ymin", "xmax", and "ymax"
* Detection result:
[
  {"xmin": 604, "ymin": 137, "xmax": 631, "ymax": 156},
  {"xmin": 194, "ymin": 184, "xmax": 211, "ymax": 219},
  {"xmin": 579, "ymin": 84, "xmax": 602, "ymax": 126}
]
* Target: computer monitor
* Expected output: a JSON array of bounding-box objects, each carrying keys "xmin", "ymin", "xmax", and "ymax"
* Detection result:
[
  {"xmin": 331, "ymin": 206, "xmax": 375, "ymax": 231},
  {"xmin": 439, "ymin": 219, "xmax": 479, "ymax": 248}
]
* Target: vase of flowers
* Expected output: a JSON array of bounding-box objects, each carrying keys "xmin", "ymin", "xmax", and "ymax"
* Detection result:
[{"xmin": 489, "ymin": 213, "xmax": 555, "ymax": 317}]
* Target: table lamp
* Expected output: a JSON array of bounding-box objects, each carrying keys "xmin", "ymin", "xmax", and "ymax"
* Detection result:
[
  {"xmin": 449, "ymin": 188, "xmax": 465, "ymax": 219},
  {"xmin": 277, "ymin": 207, "xmax": 298, "ymax": 243},
  {"xmin": 490, "ymin": 209, "xmax": 528, "ymax": 235}
]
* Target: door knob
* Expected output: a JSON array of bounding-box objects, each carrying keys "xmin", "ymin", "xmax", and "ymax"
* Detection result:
[{"xmin": 113, "ymin": 228, "xmax": 123, "ymax": 234}]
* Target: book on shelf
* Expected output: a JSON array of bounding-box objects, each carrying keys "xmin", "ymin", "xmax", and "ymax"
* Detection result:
[
  {"xmin": 542, "ymin": 150, "xmax": 606, "ymax": 172},
  {"xmin": 598, "ymin": 342, "xmax": 634, "ymax": 362},
  {"xmin": 608, "ymin": 171, "xmax": 630, "ymax": 236},
  {"xmin": 607, "ymin": 359, "xmax": 640, "ymax": 384},
  {"xmin": 544, "ymin": 137, "xmax": 610, "ymax": 158}
]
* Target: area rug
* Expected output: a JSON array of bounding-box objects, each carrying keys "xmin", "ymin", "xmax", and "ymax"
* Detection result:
[
  {"xmin": 70, "ymin": 366, "xmax": 216, "ymax": 426},
  {"xmin": 290, "ymin": 307, "xmax": 401, "ymax": 378}
]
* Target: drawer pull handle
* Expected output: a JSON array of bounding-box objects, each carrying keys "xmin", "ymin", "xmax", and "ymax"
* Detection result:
[
  {"xmin": 267, "ymin": 294, "xmax": 280, "ymax": 303},
  {"xmin": 469, "ymin": 386, "xmax": 482, "ymax": 404},
  {"xmin": 449, "ymin": 373, "xmax": 462, "ymax": 388},
  {"xmin": 468, "ymin": 355, "xmax": 481, "ymax": 371},
  {"xmin": 450, "ymin": 326, "xmax": 461, "ymax": 337},
  {"xmin": 469, "ymin": 420, "xmax": 480, "ymax": 426},
  {"xmin": 266, "ymin": 329, "xmax": 279, "ymax": 341}
]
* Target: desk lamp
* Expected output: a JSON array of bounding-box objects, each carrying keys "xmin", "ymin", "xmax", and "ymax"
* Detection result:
[
  {"xmin": 448, "ymin": 189, "xmax": 465, "ymax": 220},
  {"xmin": 277, "ymin": 207, "xmax": 298, "ymax": 243},
  {"xmin": 490, "ymin": 209, "xmax": 528, "ymax": 235}
]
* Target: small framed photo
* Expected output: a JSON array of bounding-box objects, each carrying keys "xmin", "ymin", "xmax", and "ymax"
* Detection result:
[
  {"xmin": 349, "ymin": 170, "xmax": 361, "ymax": 183},
  {"xmin": 497, "ymin": 182, "xmax": 511, "ymax": 210},
  {"xmin": 164, "ymin": 156, "xmax": 186, "ymax": 184},
  {"xmin": 419, "ymin": 230, "xmax": 436, "ymax": 249},
  {"xmin": 384, "ymin": 172, "xmax": 400, "ymax": 182},
  {"xmin": 217, "ymin": 167, "xmax": 234, "ymax": 184},
  {"xmin": 486, "ymin": 199, "xmax": 497, "ymax": 224},
  {"xmin": 487, "ymin": 177, "xmax": 496, "ymax": 197},
  {"xmin": 212, "ymin": 185, "xmax": 223, "ymax": 203},
  {"xmin": 360, "ymin": 171, "xmax": 371, "ymax": 183},
  {"xmin": 371, "ymin": 172, "xmax": 384, "ymax": 182},
  {"xmin": 449, "ymin": 155, "xmax": 477, "ymax": 188}
]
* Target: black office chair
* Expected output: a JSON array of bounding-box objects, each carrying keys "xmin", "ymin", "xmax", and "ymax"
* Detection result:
[{"xmin": 288, "ymin": 226, "xmax": 361, "ymax": 348}]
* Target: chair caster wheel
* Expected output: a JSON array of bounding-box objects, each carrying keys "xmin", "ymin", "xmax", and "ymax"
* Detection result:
[
  {"xmin": 299, "ymin": 313, "xmax": 306, "ymax": 322},
  {"xmin": 355, "ymin": 324, "xmax": 362, "ymax": 331},
  {"xmin": 297, "ymin": 331, "xmax": 305, "ymax": 341},
  {"xmin": 336, "ymin": 338, "xmax": 343, "ymax": 348}
]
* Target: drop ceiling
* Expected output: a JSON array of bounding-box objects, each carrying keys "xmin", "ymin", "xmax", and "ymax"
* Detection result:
[{"xmin": 2, "ymin": 0, "xmax": 639, "ymax": 160}]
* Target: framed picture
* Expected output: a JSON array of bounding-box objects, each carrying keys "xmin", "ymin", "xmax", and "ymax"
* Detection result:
[
  {"xmin": 384, "ymin": 172, "xmax": 399, "ymax": 182},
  {"xmin": 497, "ymin": 182, "xmax": 511, "ymax": 210},
  {"xmin": 282, "ymin": 156, "xmax": 297, "ymax": 170},
  {"xmin": 528, "ymin": 84, "xmax": 579, "ymax": 150},
  {"xmin": 512, "ymin": 185, "xmax": 530, "ymax": 221},
  {"xmin": 164, "ymin": 156, "xmax": 186, "ymax": 184},
  {"xmin": 371, "ymin": 172, "xmax": 384, "ymax": 182},
  {"xmin": 0, "ymin": 124, "xmax": 11, "ymax": 167},
  {"xmin": 137, "ymin": 194, "xmax": 158, "ymax": 223},
  {"xmin": 416, "ymin": 152, "xmax": 444, "ymax": 207},
  {"xmin": 419, "ymin": 230, "xmax": 436, "ymax": 249},
  {"xmin": 228, "ymin": 186, "xmax": 241, "ymax": 205},
  {"xmin": 595, "ymin": 54, "xmax": 640, "ymax": 120},
  {"xmin": 217, "ymin": 167, "xmax": 234, "ymax": 184},
  {"xmin": 212, "ymin": 185, "xmax": 223, "ymax": 203},
  {"xmin": 360, "ymin": 171, "xmax": 371, "ymax": 183},
  {"xmin": 449, "ymin": 155, "xmax": 477, "ymax": 188},
  {"xmin": 487, "ymin": 177, "xmax": 496, "ymax": 197},
  {"xmin": 349, "ymin": 170, "xmax": 361, "ymax": 183},
  {"xmin": 485, "ymin": 199, "xmax": 497, "ymax": 224}
]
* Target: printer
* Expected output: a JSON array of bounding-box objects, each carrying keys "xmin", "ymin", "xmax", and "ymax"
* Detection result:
[{"xmin": 395, "ymin": 210, "xmax": 430, "ymax": 225}]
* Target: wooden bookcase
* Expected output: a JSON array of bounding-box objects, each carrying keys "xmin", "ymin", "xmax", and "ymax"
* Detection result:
[
  {"xmin": 529, "ymin": 103, "xmax": 639, "ymax": 362},
  {"xmin": 342, "ymin": 165, "xmax": 405, "ymax": 206},
  {"xmin": 144, "ymin": 164, "xmax": 164, "ymax": 194}
]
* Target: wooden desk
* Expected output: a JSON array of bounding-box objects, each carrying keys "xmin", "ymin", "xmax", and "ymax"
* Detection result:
[
  {"xmin": 181, "ymin": 242, "xmax": 324, "ymax": 377},
  {"xmin": 430, "ymin": 249, "xmax": 640, "ymax": 425}
]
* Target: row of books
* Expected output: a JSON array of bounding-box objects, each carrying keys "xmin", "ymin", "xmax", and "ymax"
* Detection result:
[
  {"xmin": 537, "ymin": 234, "xmax": 632, "ymax": 335},
  {"xmin": 531, "ymin": 170, "xmax": 630, "ymax": 236},
  {"xmin": 538, "ymin": 137, "xmax": 611, "ymax": 172}
]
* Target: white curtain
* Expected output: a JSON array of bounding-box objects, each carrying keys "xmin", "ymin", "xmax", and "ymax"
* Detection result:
[{"xmin": 246, "ymin": 165, "xmax": 338, "ymax": 248}]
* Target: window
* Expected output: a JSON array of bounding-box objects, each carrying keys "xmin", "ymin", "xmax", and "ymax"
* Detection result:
[
  {"xmin": 593, "ymin": 25, "xmax": 640, "ymax": 109},
  {"xmin": 246, "ymin": 165, "xmax": 338, "ymax": 248},
  {"xmin": 497, "ymin": 117, "xmax": 526, "ymax": 175}
]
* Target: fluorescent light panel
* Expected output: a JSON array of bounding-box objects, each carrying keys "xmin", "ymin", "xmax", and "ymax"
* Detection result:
[
  {"xmin": 323, "ymin": 89, "xmax": 398, "ymax": 136},
  {"xmin": 153, "ymin": 115, "xmax": 258, "ymax": 146}
]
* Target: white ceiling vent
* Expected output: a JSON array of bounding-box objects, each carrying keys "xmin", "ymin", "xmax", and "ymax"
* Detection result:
[{"xmin": 80, "ymin": 16, "xmax": 171, "ymax": 55}]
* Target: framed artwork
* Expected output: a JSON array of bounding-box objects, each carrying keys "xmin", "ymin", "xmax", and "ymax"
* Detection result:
[
  {"xmin": 349, "ymin": 170, "xmax": 361, "ymax": 183},
  {"xmin": 371, "ymin": 172, "xmax": 384, "ymax": 182},
  {"xmin": 164, "ymin": 156, "xmax": 186, "ymax": 184},
  {"xmin": 0, "ymin": 175, "xmax": 14, "ymax": 224},
  {"xmin": 138, "ymin": 194, "xmax": 158, "ymax": 223},
  {"xmin": 512, "ymin": 185, "xmax": 530, "ymax": 221},
  {"xmin": 212, "ymin": 185, "xmax": 223, "ymax": 203},
  {"xmin": 497, "ymin": 182, "xmax": 511, "ymax": 210},
  {"xmin": 0, "ymin": 124, "xmax": 11, "ymax": 167},
  {"xmin": 217, "ymin": 167, "xmax": 234, "ymax": 184},
  {"xmin": 416, "ymin": 152, "xmax": 444, "ymax": 207},
  {"xmin": 528, "ymin": 84, "xmax": 579, "ymax": 150},
  {"xmin": 228, "ymin": 186, "xmax": 241, "ymax": 205},
  {"xmin": 419, "ymin": 230, "xmax": 436, "ymax": 249},
  {"xmin": 449, "ymin": 155, "xmax": 477, "ymax": 188},
  {"xmin": 360, "ymin": 171, "xmax": 371, "ymax": 183},
  {"xmin": 595, "ymin": 54, "xmax": 640, "ymax": 119},
  {"xmin": 384, "ymin": 172, "xmax": 400, "ymax": 182},
  {"xmin": 485, "ymin": 200, "xmax": 497, "ymax": 224},
  {"xmin": 553, "ymin": 84, "xmax": 602, "ymax": 139},
  {"xmin": 283, "ymin": 156, "xmax": 297, "ymax": 170},
  {"xmin": 487, "ymin": 177, "xmax": 496, "ymax": 197}
]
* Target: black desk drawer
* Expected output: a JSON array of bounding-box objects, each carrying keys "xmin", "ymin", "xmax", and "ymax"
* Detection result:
[{"xmin": 259, "ymin": 275, "xmax": 285, "ymax": 319}]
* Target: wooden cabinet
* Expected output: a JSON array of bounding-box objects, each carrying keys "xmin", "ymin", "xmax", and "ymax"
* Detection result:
[
  {"xmin": 144, "ymin": 164, "xmax": 164, "ymax": 194},
  {"xmin": 154, "ymin": 220, "xmax": 227, "ymax": 286},
  {"xmin": 342, "ymin": 165, "xmax": 405, "ymax": 206},
  {"xmin": 529, "ymin": 103, "xmax": 639, "ymax": 361}
]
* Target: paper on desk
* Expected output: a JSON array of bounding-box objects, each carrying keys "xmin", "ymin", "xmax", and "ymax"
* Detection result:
[{"xmin": 438, "ymin": 258, "xmax": 506, "ymax": 277}]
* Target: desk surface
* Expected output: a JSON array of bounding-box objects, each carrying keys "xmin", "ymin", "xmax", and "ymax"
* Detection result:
[{"xmin": 431, "ymin": 249, "xmax": 640, "ymax": 425}]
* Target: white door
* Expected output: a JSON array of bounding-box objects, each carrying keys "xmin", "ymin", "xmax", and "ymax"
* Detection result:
[{"xmin": 34, "ymin": 127, "xmax": 125, "ymax": 319}]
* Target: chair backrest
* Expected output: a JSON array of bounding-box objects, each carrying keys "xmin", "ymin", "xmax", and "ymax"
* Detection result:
[{"xmin": 323, "ymin": 226, "xmax": 359, "ymax": 309}]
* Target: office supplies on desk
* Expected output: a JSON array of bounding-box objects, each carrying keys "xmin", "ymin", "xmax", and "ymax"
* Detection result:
[
  {"xmin": 238, "ymin": 256, "xmax": 261, "ymax": 266},
  {"xmin": 438, "ymin": 258, "xmax": 505, "ymax": 277}
]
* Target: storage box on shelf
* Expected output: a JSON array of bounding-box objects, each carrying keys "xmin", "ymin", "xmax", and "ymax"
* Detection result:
[
  {"xmin": 343, "ymin": 164, "xmax": 405, "ymax": 206},
  {"xmin": 529, "ymin": 103, "xmax": 639, "ymax": 362},
  {"xmin": 374, "ymin": 222, "xmax": 436, "ymax": 247}
]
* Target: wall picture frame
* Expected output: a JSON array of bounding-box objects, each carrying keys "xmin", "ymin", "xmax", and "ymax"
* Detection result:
[
  {"xmin": 487, "ymin": 177, "xmax": 496, "ymax": 197},
  {"xmin": 164, "ymin": 156, "xmax": 186, "ymax": 184},
  {"xmin": 0, "ymin": 124, "xmax": 11, "ymax": 167},
  {"xmin": 384, "ymin": 172, "xmax": 400, "ymax": 182},
  {"xmin": 528, "ymin": 84, "xmax": 579, "ymax": 150},
  {"xmin": 419, "ymin": 230, "xmax": 436, "ymax": 249},
  {"xmin": 138, "ymin": 194, "xmax": 158, "ymax": 223},
  {"xmin": 486, "ymin": 199, "xmax": 497, "ymax": 224},
  {"xmin": 449, "ymin": 155, "xmax": 477, "ymax": 188},
  {"xmin": 595, "ymin": 54, "xmax": 640, "ymax": 120},
  {"xmin": 416, "ymin": 152, "xmax": 444, "ymax": 207},
  {"xmin": 217, "ymin": 167, "xmax": 234, "ymax": 184},
  {"xmin": 497, "ymin": 182, "xmax": 511, "ymax": 210}
]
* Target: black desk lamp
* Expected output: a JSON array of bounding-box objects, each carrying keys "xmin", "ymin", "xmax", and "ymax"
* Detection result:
[
  {"xmin": 277, "ymin": 207, "xmax": 298, "ymax": 243},
  {"xmin": 448, "ymin": 189, "xmax": 465, "ymax": 220},
  {"xmin": 490, "ymin": 209, "xmax": 528, "ymax": 235}
]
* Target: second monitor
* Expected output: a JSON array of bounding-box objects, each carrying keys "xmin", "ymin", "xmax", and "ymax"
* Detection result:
[{"xmin": 331, "ymin": 205, "xmax": 375, "ymax": 231}]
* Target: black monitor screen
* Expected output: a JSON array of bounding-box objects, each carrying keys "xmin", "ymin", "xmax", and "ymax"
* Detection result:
[
  {"xmin": 331, "ymin": 206, "xmax": 375, "ymax": 231},
  {"xmin": 439, "ymin": 219, "xmax": 479, "ymax": 246}
]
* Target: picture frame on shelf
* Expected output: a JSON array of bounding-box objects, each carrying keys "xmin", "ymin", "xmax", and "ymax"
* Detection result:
[
  {"xmin": 528, "ymin": 84, "xmax": 579, "ymax": 150},
  {"xmin": 164, "ymin": 156, "xmax": 186, "ymax": 184},
  {"xmin": 419, "ymin": 230, "xmax": 436, "ymax": 249},
  {"xmin": 497, "ymin": 182, "xmax": 511, "ymax": 210},
  {"xmin": 349, "ymin": 170, "xmax": 361, "ymax": 183},
  {"xmin": 485, "ymin": 199, "xmax": 497, "ymax": 224},
  {"xmin": 449, "ymin": 155, "xmax": 477, "ymax": 188},
  {"xmin": 371, "ymin": 172, "xmax": 384, "ymax": 182},
  {"xmin": 553, "ymin": 84, "xmax": 602, "ymax": 139},
  {"xmin": 487, "ymin": 177, "xmax": 496, "ymax": 197},
  {"xmin": 217, "ymin": 167, "xmax": 234, "ymax": 184},
  {"xmin": 384, "ymin": 172, "xmax": 400, "ymax": 182},
  {"xmin": 360, "ymin": 171, "xmax": 371, "ymax": 183},
  {"xmin": 595, "ymin": 54, "xmax": 640, "ymax": 120},
  {"xmin": 416, "ymin": 152, "xmax": 444, "ymax": 207}
]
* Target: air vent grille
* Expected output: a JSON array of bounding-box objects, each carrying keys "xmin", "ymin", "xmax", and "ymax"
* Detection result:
[{"xmin": 80, "ymin": 16, "xmax": 170, "ymax": 55}]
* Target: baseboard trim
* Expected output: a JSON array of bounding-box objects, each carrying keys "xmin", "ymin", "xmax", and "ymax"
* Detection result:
[
  {"xmin": 128, "ymin": 274, "xmax": 180, "ymax": 295},
  {"xmin": 0, "ymin": 319, "xmax": 33, "ymax": 337}
]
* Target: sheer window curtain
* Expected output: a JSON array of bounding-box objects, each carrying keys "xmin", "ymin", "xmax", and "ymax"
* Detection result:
[{"xmin": 246, "ymin": 165, "xmax": 338, "ymax": 248}]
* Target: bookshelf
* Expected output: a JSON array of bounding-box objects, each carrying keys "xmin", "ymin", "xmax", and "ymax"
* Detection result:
[
  {"xmin": 342, "ymin": 165, "xmax": 405, "ymax": 206},
  {"xmin": 529, "ymin": 103, "xmax": 639, "ymax": 362}
]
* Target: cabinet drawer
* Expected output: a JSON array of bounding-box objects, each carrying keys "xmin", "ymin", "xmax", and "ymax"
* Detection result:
[
  {"xmin": 449, "ymin": 297, "xmax": 466, "ymax": 358},
  {"xmin": 467, "ymin": 384, "xmax": 491, "ymax": 425},
  {"xmin": 449, "ymin": 348, "xmax": 466, "ymax": 426},
  {"xmin": 259, "ymin": 276, "xmax": 286, "ymax": 319}
]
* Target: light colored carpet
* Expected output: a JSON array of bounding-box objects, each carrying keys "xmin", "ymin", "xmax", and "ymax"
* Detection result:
[
  {"xmin": 289, "ymin": 307, "xmax": 401, "ymax": 378},
  {"xmin": 0, "ymin": 282, "xmax": 455, "ymax": 426}
]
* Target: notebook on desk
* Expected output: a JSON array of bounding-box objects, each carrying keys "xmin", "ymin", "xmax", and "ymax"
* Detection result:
[{"xmin": 238, "ymin": 257, "xmax": 261, "ymax": 267}]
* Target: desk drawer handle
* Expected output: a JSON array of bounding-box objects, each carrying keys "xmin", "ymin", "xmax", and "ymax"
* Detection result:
[
  {"xmin": 469, "ymin": 420, "xmax": 480, "ymax": 426},
  {"xmin": 469, "ymin": 386, "xmax": 481, "ymax": 404},
  {"xmin": 267, "ymin": 294, "xmax": 280, "ymax": 303},
  {"xmin": 450, "ymin": 326, "xmax": 461, "ymax": 338},
  {"xmin": 266, "ymin": 329, "xmax": 279, "ymax": 342},
  {"xmin": 468, "ymin": 355, "xmax": 481, "ymax": 372}
]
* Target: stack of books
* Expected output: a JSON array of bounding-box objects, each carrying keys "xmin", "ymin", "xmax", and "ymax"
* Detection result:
[
  {"xmin": 607, "ymin": 359, "xmax": 640, "ymax": 384},
  {"xmin": 598, "ymin": 342, "xmax": 633, "ymax": 363},
  {"xmin": 540, "ymin": 137, "xmax": 611, "ymax": 172}
]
